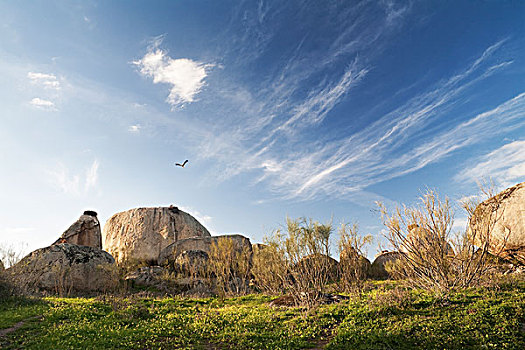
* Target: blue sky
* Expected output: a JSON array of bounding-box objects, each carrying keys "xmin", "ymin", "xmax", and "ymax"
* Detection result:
[{"xmin": 1, "ymin": 0, "xmax": 524, "ymax": 259}]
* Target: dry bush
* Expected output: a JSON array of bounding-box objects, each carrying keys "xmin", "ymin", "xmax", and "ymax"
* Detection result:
[
  {"xmin": 96, "ymin": 263, "xmax": 122, "ymax": 294},
  {"xmin": 208, "ymin": 237, "xmax": 252, "ymax": 297},
  {"xmin": 0, "ymin": 269, "xmax": 14, "ymax": 300},
  {"xmin": 0, "ymin": 242, "xmax": 28, "ymax": 268},
  {"xmin": 378, "ymin": 188, "xmax": 502, "ymax": 294},
  {"xmin": 262, "ymin": 217, "xmax": 335, "ymax": 307},
  {"xmin": 52, "ymin": 264, "xmax": 73, "ymax": 297},
  {"xmin": 337, "ymin": 223, "xmax": 372, "ymax": 292},
  {"xmin": 251, "ymin": 242, "xmax": 287, "ymax": 295},
  {"xmin": 454, "ymin": 180, "xmax": 508, "ymax": 286}
]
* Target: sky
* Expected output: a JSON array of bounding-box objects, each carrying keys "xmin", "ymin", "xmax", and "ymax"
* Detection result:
[{"xmin": 0, "ymin": 0, "xmax": 524, "ymax": 260}]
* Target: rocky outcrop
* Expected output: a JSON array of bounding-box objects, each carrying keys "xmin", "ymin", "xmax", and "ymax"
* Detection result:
[
  {"xmin": 159, "ymin": 234, "xmax": 252, "ymax": 268},
  {"xmin": 469, "ymin": 182, "xmax": 525, "ymax": 264},
  {"xmin": 53, "ymin": 211, "xmax": 102, "ymax": 249},
  {"xmin": 370, "ymin": 251, "xmax": 405, "ymax": 279},
  {"xmin": 103, "ymin": 206, "xmax": 211, "ymax": 264},
  {"xmin": 6, "ymin": 244, "xmax": 116, "ymax": 294}
]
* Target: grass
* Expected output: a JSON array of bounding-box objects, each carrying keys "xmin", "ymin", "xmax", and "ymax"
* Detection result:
[{"xmin": 0, "ymin": 281, "xmax": 524, "ymax": 349}]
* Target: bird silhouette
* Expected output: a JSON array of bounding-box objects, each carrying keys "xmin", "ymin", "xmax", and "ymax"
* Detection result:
[{"xmin": 175, "ymin": 160, "xmax": 189, "ymax": 168}]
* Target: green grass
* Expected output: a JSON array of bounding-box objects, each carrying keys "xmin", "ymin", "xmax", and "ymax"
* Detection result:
[{"xmin": 1, "ymin": 283, "xmax": 524, "ymax": 349}]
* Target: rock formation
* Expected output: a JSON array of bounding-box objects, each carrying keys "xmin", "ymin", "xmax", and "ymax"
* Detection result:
[
  {"xmin": 158, "ymin": 234, "xmax": 252, "ymax": 268},
  {"xmin": 370, "ymin": 251, "xmax": 405, "ymax": 279},
  {"xmin": 469, "ymin": 182, "xmax": 525, "ymax": 264},
  {"xmin": 103, "ymin": 206, "xmax": 211, "ymax": 264},
  {"xmin": 53, "ymin": 211, "xmax": 102, "ymax": 249},
  {"xmin": 125, "ymin": 266, "xmax": 167, "ymax": 290},
  {"xmin": 7, "ymin": 244, "xmax": 116, "ymax": 294}
]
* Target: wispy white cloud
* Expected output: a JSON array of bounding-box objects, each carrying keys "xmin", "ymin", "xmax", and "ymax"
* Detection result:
[
  {"xmin": 48, "ymin": 159, "xmax": 100, "ymax": 196},
  {"xmin": 85, "ymin": 159, "xmax": 99, "ymax": 191},
  {"xmin": 27, "ymin": 72, "xmax": 60, "ymax": 90},
  {"xmin": 30, "ymin": 97, "xmax": 57, "ymax": 111},
  {"xmin": 201, "ymin": 39, "xmax": 519, "ymax": 201},
  {"xmin": 456, "ymin": 140, "xmax": 525, "ymax": 187},
  {"xmin": 128, "ymin": 124, "xmax": 141, "ymax": 133},
  {"xmin": 133, "ymin": 43, "xmax": 213, "ymax": 108}
]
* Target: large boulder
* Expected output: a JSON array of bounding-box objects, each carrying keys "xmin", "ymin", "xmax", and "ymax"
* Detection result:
[
  {"xmin": 469, "ymin": 182, "xmax": 525, "ymax": 264},
  {"xmin": 103, "ymin": 206, "xmax": 211, "ymax": 264},
  {"xmin": 159, "ymin": 234, "xmax": 252, "ymax": 268},
  {"xmin": 6, "ymin": 244, "xmax": 116, "ymax": 294},
  {"xmin": 370, "ymin": 251, "xmax": 405, "ymax": 279},
  {"xmin": 53, "ymin": 210, "xmax": 102, "ymax": 249}
]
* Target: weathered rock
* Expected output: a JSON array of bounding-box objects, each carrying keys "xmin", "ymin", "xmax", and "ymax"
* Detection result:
[
  {"xmin": 159, "ymin": 234, "xmax": 252, "ymax": 268},
  {"xmin": 6, "ymin": 244, "xmax": 116, "ymax": 294},
  {"xmin": 175, "ymin": 250, "xmax": 209, "ymax": 276},
  {"xmin": 103, "ymin": 206, "xmax": 211, "ymax": 264},
  {"xmin": 370, "ymin": 251, "xmax": 405, "ymax": 279},
  {"xmin": 0, "ymin": 260, "xmax": 4, "ymax": 271},
  {"xmin": 125, "ymin": 266, "xmax": 167, "ymax": 289},
  {"xmin": 339, "ymin": 247, "xmax": 371, "ymax": 278},
  {"xmin": 469, "ymin": 182, "xmax": 525, "ymax": 264},
  {"xmin": 53, "ymin": 211, "xmax": 102, "ymax": 249}
]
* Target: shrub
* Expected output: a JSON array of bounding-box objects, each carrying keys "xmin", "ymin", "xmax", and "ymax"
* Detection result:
[
  {"xmin": 251, "ymin": 242, "xmax": 287, "ymax": 295},
  {"xmin": 377, "ymin": 188, "xmax": 502, "ymax": 294},
  {"xmin": 337, "ymin": 223, "xmax": 372, "ymax": 292},
  {"xmin": 208, "ymin": 237, "xmax": 252, "ymax": 297},
  {"xmin": 0, "ymin": 242, "xmax": 27, "ymax": 268},
  {"xmin": 263, "ymin": 217, "xmax": 335, "ymax": 307}
]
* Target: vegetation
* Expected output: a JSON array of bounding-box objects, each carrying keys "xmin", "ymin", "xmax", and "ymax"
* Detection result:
[
  {"xmin": 377, "ymin": 188, "xmax": 501, "ymax": 293},
  {"xmin": 0, "ymin": 278, "xmax": 523, "ymax": 349},
  {"xmin": 1, "ymin": 184, "xmax": 523, "ymax": 349}
]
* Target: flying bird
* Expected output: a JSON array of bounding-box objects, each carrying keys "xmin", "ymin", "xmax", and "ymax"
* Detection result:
[{"xmin": 175, "ymin": 159, "xmax": 189, "ymax": 168}]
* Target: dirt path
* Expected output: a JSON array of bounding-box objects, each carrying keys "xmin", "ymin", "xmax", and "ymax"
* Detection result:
[{"xmin": 0, "ymin": 315, "xmax": 42, "ymax": 337}]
